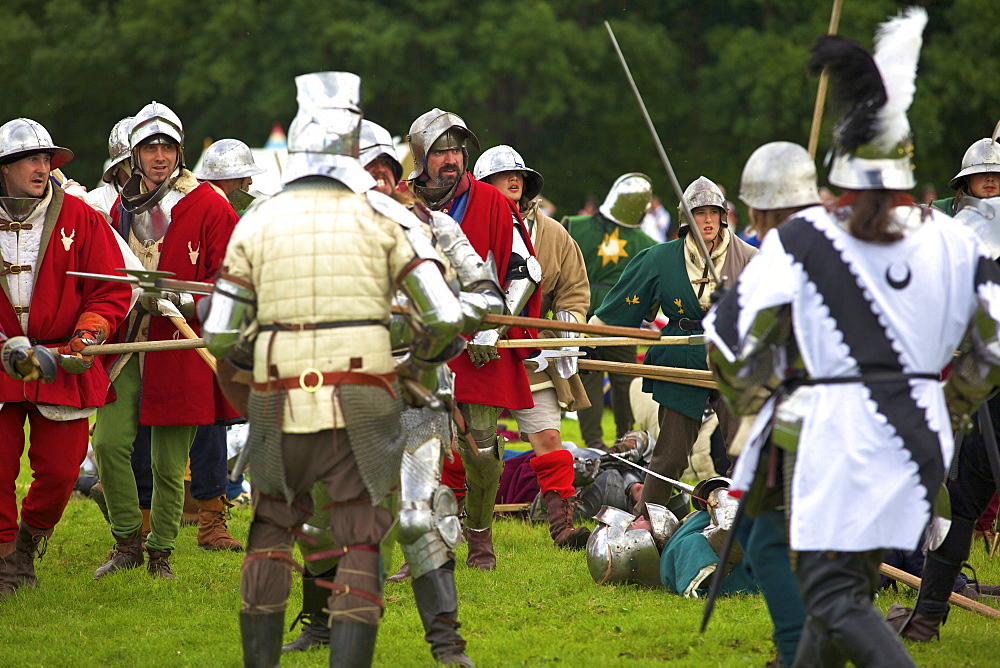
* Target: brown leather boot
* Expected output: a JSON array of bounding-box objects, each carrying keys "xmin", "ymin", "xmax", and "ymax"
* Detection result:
[
  {"xmin": 94, "ymin": 529, "xmax": 144, "ymax": 579},
  {"xmin": 14, "ymin": 522, "xmax": 52, "ymax": 588},
  {"xmin": 180, "ymin": 480, "xmax": 199, "ymax": 526},
  {"xmin": 196, "ymin": 495, "xmax": 243, "ymax": 552},
  {"xmin": 0, "ymin": 541, "xmax": 17, "ymax": 599},
  {"xmin": 147, "ymin": 548, "xmax": 177, "ymax": 580},
  {"xmin": 464, "ymin": 528, "xmax": 496, "ymax": 570},
  {"xmin": 543, "ymin": 491, "xmax": 590, "ymax": 550},
  {"xmin": 886, "ymin": 603, "xmax": 945, "ymax": 641}
]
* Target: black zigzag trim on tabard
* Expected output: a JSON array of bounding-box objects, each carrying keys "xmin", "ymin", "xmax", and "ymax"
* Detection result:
[
  {"xmin": 975, "ymin": 255, "xmax": 1000, "ymax": 290},
  {"xmin": 777, "ymin": 217, "xmax": 943, "ymax": 503}
]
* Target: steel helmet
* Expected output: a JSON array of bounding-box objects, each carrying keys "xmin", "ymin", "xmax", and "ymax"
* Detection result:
[
  {"xmin": 0, "ymin": 118, "xmax": 73, "ymax": 169},
  {"xmin": 585, "ymin": 506, "xmax": 662, "ymax": 588},
  {"xmin": 359, "ymin": 120, "xmax": 403, "ymax": 183},
  {"xmin": 678, "ymin": 176, "xmax": 727, "ymax": 234},
  {"xmin": 102, "ymin": 116, "xmax": 133, "ymax": 183},
  {"xmin": 193, "ymin": 139, "xmax": 265, "ymax": 181},
  {"xmin": 405, "ymin": 108, "xmax": 479, "ymax": 180},
  {"xmin": 739, "ymin": 142, "xmax": 821, "ymax": 210},
  {"xmin": 473, "ymin": 145, "xmax": 544, "ymax": 203},
  {"xmin": 598, "ymin": 173, "xmax": 652, "ymax": 228},
  {"xmin": 949, "ymin": 138, "xmax": 1000, "ymax": 190}
]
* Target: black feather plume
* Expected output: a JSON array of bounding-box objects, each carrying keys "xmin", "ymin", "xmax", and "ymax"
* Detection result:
[{"xmin": 808, "ymin": 35, "xmax": 887, "ymax": 154}]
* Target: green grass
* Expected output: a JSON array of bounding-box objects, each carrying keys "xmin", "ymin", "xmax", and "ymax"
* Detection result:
[{"xmin": 6, "ymin": 413, "xmax": 1000, "ymax": 666}]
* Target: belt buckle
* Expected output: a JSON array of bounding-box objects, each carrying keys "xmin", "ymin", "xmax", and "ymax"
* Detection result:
[{"xmin": 298, "ymin": 368, "xmax": 323, "ymax": 393}]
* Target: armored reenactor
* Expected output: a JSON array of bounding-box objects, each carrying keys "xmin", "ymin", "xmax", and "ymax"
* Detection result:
[
  {"xmin": 204, "ymin": 73, "xmax": 469, "ymax": 667},
  {"xmin": 406, "ymin": 109, "xmax": 542, "ymax": 569},
  {"xmin": 707, "ymin": 11, "xmax": 999, "ymax": 664},
  {"xmin": 63, "ymin": 116, "xmax": 134, "ymax": 218},
  {"xmin": 931, "ymin": 137, "xmax": 1000, "ymax": 215},
  {"xmin": 282, "ymin": 119, "xmax": 482, "ymax": 665},
  {"xmin": 193, "ymin": 138, "xmax": 266, "ymax": 214},
  {"xmin": 592, "ymin": 176, "xmax": 756, "ymax": 519},
  {"xmin": 563, "ymin": 175, "xmax": 657, "ymax": 449},
  {"xmin": 472, "ymin": 144, "xmax": 592, "ymax": 549},
  {"xmin": 0, "ymin": 118, "xmax": 131, "ymax": 599},
  {"xmin": 92, "ymin": 101, "xmax": 240, "ymax": 580}
]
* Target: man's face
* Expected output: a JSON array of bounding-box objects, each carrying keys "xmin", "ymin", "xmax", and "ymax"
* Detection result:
[
  {"xmin": 426, "ymin": 148, "xmax": 464, "ymax": 188},
  {"xmin": 691, "ymin": 205, "xmax": 723, "ymax": 243},
  {"xmin": 968, "ymin": 172, "xmax": 999, "ymax": 199},
  {"xmin": 137, "ymin": 141, "xmax": 179, "ymax": 188},
  {"xmin": 487, "ymin": 170, "xmax": 524, "ymax": 203},
  {"xmin": 1, "ymin": 153, "xmax": 52, "ymax": 198},
  {"xmin": 366, "ymin": 155, "xmax": 398, "ymax": 196}
]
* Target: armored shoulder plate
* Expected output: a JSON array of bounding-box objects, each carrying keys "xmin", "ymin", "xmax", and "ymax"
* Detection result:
[{"xmin": 367, "ymin": 190, "xmax": 440, "ymax": 262}]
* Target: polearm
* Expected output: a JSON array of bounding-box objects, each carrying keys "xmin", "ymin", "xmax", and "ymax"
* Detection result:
[
  {"xmin": 390, "ymin": 304, "xmax": 661, "ymax": 340},
  {"xmin": 499, "ymin": 335, "xmax": 704, "ymax": 348},
  {"xmin": 79, "ymin": 338, "xmax": 206, "ymax": 355},
  {"xmin": 807, "ymin": 0, "xmax": 845, "ymax": 158},
  {"xmin": 879, "ymin": 563, "xmax": 1000, "ymax": 620},
  {"xmin": 604, "ymin": 21, "xmax": 722, "ymax": 286}
]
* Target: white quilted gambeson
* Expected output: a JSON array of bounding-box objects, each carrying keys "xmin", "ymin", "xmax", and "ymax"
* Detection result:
[{"xmin": 224, "ymin": 183, "xmax": 416, "ymax": 432}]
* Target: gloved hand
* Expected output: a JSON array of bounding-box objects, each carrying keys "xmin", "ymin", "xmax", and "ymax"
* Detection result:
[
  {"xmin": 57, "ymin": 312, "xmax": 111, "ymax": 373},
  {"xmin": 1, "ymin": 335, "xmax": 57, "ymax": 382},
  {"xmin": 467, "ymin": 329, "xmax": 501, "ymax": 368},
  {"xmin": 138, "ymin": 291, "xmax": 195, "ymax": 317}
]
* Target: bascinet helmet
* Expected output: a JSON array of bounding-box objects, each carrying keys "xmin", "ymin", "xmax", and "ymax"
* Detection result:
[
  {"xmin": 359, "ymin": 120, "xmax": 403, "ymax": 183},
  {"xmin": 678, "ymin": 176, "xmax": 727, "ymax": 236},
  {"xmin": 0, "ymin": 118, "xmax": 73, "ymax": 170},
  {"xmin": 949, "ymin": 138, "xmax": 1000, "ymax": 190},
  {"xmin": 473, "ymin": 145, "xmax": 544, "ymax": 203},
  {"xmin": 102, "ymin": 116, "xmax": 133, "ymax": 183},
  {"xmin": 282, "ymin": 71, "xmax": 373, "ymax": 193},
  {"xmin": 598, "ymin": 172, "xmax": 652, "ymax": 228},
  {"xmin": 739, "ymin": 142, "xmax": 821, "ymax": 210},
  {"xmin": 807, "ymin": 8, "xmax": 927, "ymax": 191},
  {"xmin": 193, "ymin": 139, "xmax": 266, "ymax": 181},
  {"xmin": 585, "ymin": 506, "xmax": 662, "ymax": 588},
  {"xmin": 405, "ymin": 108, "xmax": 480, "ymax": 181}
]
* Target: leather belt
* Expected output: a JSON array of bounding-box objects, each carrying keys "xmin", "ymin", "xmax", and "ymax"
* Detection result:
[
  {"xmin": 253, "ymin": 369, "xmax": 397, "ymax": 395},
  {"xmin": 676, "ymin": 317, "xmax": 703, "ymax": 332},
  {"xmin": 258, "ymin": 319, "xmax": 388, "ymax": 332}
]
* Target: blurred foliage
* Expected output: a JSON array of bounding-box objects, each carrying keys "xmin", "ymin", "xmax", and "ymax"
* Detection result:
[{"xmin": 1, "ymin": 0, "xmax": 997, "ymax": 218}]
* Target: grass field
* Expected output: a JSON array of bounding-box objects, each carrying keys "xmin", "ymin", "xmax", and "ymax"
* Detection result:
[{"xmin": 5, "ymin": 412, "xmax": 1000, "ymax": 666}]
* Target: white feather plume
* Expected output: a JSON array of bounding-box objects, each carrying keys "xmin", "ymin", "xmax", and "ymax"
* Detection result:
[{"xmin": 872, "ymin": 6, "xmax": 927, "ymax": 151}]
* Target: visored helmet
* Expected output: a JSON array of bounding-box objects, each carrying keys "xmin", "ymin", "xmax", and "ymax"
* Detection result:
[
  {"xmin": 193, "ymin": 139, "xmax": 265, "ymax": 181},
  {"xmin": 359, "ymin": 120, "xmax": 403, "ymax": 183},
  {"xmin": 678, "ymin": 176, "xmax": 727, "ymax": 234},
  {"xmin": 473, "ymin": 145, "xmax": 544, "ymax": 203},
  {"xmin": 0, "ymin": 118, "xmax": 73, "ymax": 169},
  {"xmin": 949, "ymin": 138, "xmax": 1000, "ymax": 190},
  {"xmin": 739, "ymin": 142, "xmax": 821, "ymax": 210},
  {"xmin": 598, "ymin": 172, "xmax": 652, "ymax": 228},
  {"xmin": 585, "ymin": 506, "xmax": 661, "ymax": 588},
  {"xmin": 282, "ymin": 71, "xmax": 373, "ymax": 193},
  {"xmin": 405, "ymin": 108, "xmax": 480, "ymax": 180}
]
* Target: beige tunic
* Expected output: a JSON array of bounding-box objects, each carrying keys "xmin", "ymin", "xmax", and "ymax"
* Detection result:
[
  {"xmin": 522, "ymin": 200, "xmax": 591, "ymax": 411},
  {"xmin": 223, "ymin": 183, "xmax": 417, "ymax": 432}
]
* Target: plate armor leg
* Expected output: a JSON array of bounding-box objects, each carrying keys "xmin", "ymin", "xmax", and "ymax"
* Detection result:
[{"xmin": 458, "ymin": 403, "xmax": 504, "ymax": 531}]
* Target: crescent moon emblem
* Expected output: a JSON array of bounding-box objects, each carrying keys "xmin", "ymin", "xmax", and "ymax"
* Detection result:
[{"xmin": 886, "ymin": 262, "xmax": 912, "ymax": 290}]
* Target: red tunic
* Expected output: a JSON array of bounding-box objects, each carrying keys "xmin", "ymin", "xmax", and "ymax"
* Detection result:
[
  {"xmin": 111, "ymin": 183, "xmax": 240, "ymax": 425},
  {"xmin": 445, "ymin": 176, "xmax": 541, "ymax": 409},
  {"xmin": 0, "ymin": 189, "xmax": 132, "ymax": 408}
]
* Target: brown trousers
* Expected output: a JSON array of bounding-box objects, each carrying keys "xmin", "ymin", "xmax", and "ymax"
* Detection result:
[
  {"xmin": 241, "ymin": 429, "xmax": 391, "ymax": 625},
  {"xmin": 635, "ymin": 395, "xmax": 738, "ymax": 517}
]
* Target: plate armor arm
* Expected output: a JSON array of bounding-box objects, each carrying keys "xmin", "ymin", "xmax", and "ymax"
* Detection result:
[
  {"xmin": 427, "ymin": 211, "xmax": 505, "ymax": 334},
  {"xmin": 467, "ymin": 221, "xmax": 542, "ymax": 367},
  {"xmin": 709, "ymin": 304, "xmax": 792, "ymax": 416},
  {"xmin": 202, "ymin": 274, "xmax": 257, "ymax": 369},
  {"xmin": 944, "ymin": 304, "xmax": 1000, "ymax": 431}
]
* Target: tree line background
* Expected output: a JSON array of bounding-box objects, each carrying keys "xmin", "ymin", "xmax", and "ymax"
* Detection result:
[{"xmin": 2, "ymin": 0, "xmax": 997, "ymax": 220}]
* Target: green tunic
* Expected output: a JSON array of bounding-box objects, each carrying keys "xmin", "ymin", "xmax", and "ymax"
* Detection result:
[
  {"xmin": 564, "ymin": 213, "xmax": 656, "ymax": 317},
  {"xmin": 594, "ymin": 239, "xmax": 708, "ymax": 421},
  {"xmin": 931, "ymin": 197, "xmax": 956, "ymax": 216}
]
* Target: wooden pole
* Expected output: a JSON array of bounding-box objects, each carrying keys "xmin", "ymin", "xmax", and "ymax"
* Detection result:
[
  {"xmin": 878, "ymin": 563, "xmax": 1000, "ymax": 620},
  {"xmin": 498, "ymin": 335, "xmax": 701, "ymax": 349},
  {"xmin": 525, "ymin": 357, "xmax": 718, "ymax": 389},
  {"xmin": 807, "ymin": 0, "xmax": 845, "ymax": 159},
  {"xmin": 80, "ymin": 338, "xmax": 206, "ymax": 355}
]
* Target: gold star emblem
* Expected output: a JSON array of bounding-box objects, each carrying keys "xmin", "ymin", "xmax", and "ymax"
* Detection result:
[
  {"xmin": 673, "ymin": 298, "xmax": 684, "ymax": 314},
  {"xmin": 626, "ymin": 294, "xmax": 640, "ymax": 305},
  {"xmin": 597, "ymin": 227, "xmax": 629, "ymax": 267}
]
